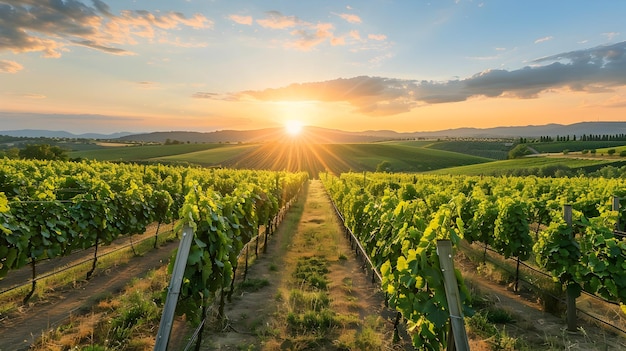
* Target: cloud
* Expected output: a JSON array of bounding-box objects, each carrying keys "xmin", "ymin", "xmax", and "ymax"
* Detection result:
[
  {"xmin": 229, "ymin": 14, "xmax": 253, "ymax": 25},
  {"xmin": 336, "ymin": 13, "xmax": 362, "ymax": 24},
  {"xmin": 72, "ymin": 40, "xmax": 135, "ymax": 55},
  {"xmin": 0, "ymin": 0, "xmax": 212, "ymax": 58},
  {"xmin": 218, "ymin": 41, "xmax": 626, "ymax": 116},
  {"xmin": 192, "ymin": 92, "xmax": 219, "ymax": 99},
  {"xmin": 368, "ymin": 34, "xmax": 386, "ymax": 41},
  {"xmin": 534, "ymin": 36, "xmax": 553, "ymax": 44},
  {"xmin": 191, "ymin": 92, "xmax": 237, "ymax": 101},
  {"xmin": 256, "ymin": 11, "xmax": 301, "ymax": 29},
  {"xmin": 134, "ymin": 81, "xmax": 159, "ymax": 89},
  {"xmin": 234, "ymin": 9, "xmax": 388, "ymax": 53},
  {"xmin": 288, "ymin": 23, "xmax": 335, "ymax": 51},
  {"xmin": 0, "ymin": 60, "xmax": 24, "ymax": 73},
  {"xmin": 0, "ymin": 111, "xmax": 142, "ymax": 122},
  {"xmin": 603, "ymin": 32, "xmax": 620, "ymax": 41},
  {"xmin": 21, "ymin": 93, "xmax": 46, "ymax": 99}
]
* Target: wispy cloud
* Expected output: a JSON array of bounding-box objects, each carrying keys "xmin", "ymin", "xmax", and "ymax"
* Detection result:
[
  {"xmin": 336, "ymin": 13, "xmax": 362, "ymax": 24},
  {"xmin": 256, "ymin": 11, "xmax": 301, "ymax": 29},
  {"xmin": 603, "ymin": 32, "xmax": 620, "ymax": 41},
  {"xmin": 0, "ymin": 60, "xmax": 23, "ymax": 73},
  {"xmin": 288, "ymin": 23, "xmax": 335, "ymax": 51},
  {"xmin": 208, "ymin": 41, "xmax": 626, "ymax": 116},
  {"xmin": 0, "ymin": 0, "xmax": 212, "ymax": 59},
  {"xmin": 368, "ymin": 34, "xmax": 387, "ymax": 41},
  {"xmin": 71, "ymin": 40, "xmax": 135, "ymax": 56},
  {"xmin": 21, "ymin": 93, "xmax": 46, "ymax": 99},
  {"xmin": 228, "ymin": 9, "xmax": 388, "ymax": 53},
  {"xmin": 0, "ymin": 111, "xmax": 143, "ymax": 122},
  {"xmin": 534, "ymin": 36, "xmax": 553, "ymax": 44},
  {"xmin": 228, "ymin": 14, "xmax": 253, "ymax": 25},
  {"xmin": 134, "ymin": 81, "xmax": 159, "ymax": 89}
]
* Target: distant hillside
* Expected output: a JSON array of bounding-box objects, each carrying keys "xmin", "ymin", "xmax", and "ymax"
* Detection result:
[
  {"xmin": 0, "ymin": 129, "xmax": 133, "ymax": 139},
  {"xmin": 116, "ymin": 121, "xmax": 626, "ymax": 143},
  {"xmin": 116, "ymin": 126, "xmax": 384, "ymax": 144},
  {"xmin": 423, "ymin": 122, "xmax": 626, "ymax": 138},
  {"xmin": 5, "ymin": 121, "xmax": 626, "ymax": 143},
  {"xmin": 221, "ymin": 141, "xmax": 490, "ymax": 176}
]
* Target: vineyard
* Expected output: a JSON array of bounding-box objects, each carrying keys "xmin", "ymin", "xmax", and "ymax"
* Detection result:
[
  {"xmin": 3, "ymin": 156, "xmax": 626, "ymax": 349},
  {"xmin": 321, "ymin": 172, "xmax": 626, "ymax": 350},
  {"xmin": 0, "ymin": 158, "xmax": 308, "ymax": 349}
]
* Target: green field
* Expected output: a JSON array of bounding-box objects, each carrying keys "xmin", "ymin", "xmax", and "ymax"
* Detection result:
[
  {"xmin": 70, "ymin": 141, "xmax": 492, "ymax": 175},
  {"xmin": 152, "ymin": 144, "xmax": 260, "ymax": 166},
  {"xmin": 529, "ymin": 141, "xmax": 626, "ymax": 153},
  {"xmin": 69, "ymin": 143, "xmax": 229, "ymax": 161},
  {"xmin": 328, "ymin": 143, "xmax": 491, "ymax": 172},
  {"xmin": 66, "ymin": 139, "xmax": 626, "ymax": 176},
  {"xmin": 430, "ymin": 156, "xmax": 625, "ymax": 176},
  {"xmin": 595, "ymin": 145, "xmax": 626, "ymax": 154}
]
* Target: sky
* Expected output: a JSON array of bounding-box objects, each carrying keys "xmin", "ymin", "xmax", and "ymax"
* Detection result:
[{"xmin": 1, "ymin": 0, "xmax": 626, "ymax": 134}]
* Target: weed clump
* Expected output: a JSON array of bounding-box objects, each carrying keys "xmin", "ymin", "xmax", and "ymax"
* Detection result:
[{"xmin": 293, "ymin": 256, "xmax": 329, "ymax": 290}]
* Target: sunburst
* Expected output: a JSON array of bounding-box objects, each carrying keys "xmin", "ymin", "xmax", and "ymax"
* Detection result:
[{"xmin": 285, "ymin": 120, "xmax": 303, "ymax": 136}]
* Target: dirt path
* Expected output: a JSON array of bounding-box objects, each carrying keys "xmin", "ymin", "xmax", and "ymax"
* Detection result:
[
  {"xmin": 457, "ymin": 252, "xmax": 626, "ymax": 350},
  {"xmin": 199, "ymin": 180, "xmax": 412, "ymax": 350},
  {"xmin": 0, "ymin": 222, "xmax": 172, "ymax": 291},
  {"xmin": 0, "ymin": 237, "xmax": 179, "ymax": 351}
]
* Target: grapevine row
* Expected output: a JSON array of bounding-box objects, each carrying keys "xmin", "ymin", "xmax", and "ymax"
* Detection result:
[
  {"xmin": 0, "ymin": 158, "xmax": 307, "ymax": 304},
  {"xmin": 169, "ymin": 170, "xmax": 308, "ymax": 328},
  {"xmin": 321, "ymin": 172, "xmax": 626, "ymax": 350}
]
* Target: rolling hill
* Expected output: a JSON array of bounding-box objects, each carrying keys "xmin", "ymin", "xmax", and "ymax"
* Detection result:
[{"xmin": 69, "ymin": 140, "xmax": 492, "ymax": 176}]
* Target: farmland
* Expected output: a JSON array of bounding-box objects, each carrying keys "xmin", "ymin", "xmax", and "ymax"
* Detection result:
[
  {"xmin": 69, "ymin": 140, "xmax": 493, "ymax": 176},
  {"xmin": 65, "ymin": 138, "xmax": 626, "ymax": 178}
]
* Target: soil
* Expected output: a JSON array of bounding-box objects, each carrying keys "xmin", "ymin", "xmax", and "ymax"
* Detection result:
[
  {"xmin": 458, "ymin": 254, "xmax": 626, "ymax": 350},
  {"xmin": 0, "ymin": 225, "xmax": 179, "ymax": 351}
]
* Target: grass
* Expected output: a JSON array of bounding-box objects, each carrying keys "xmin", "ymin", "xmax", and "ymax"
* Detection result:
[
  {"xmin": 261, "ymin": 180, "xmax": 391, "ymax": 350},
  {"xmin": 33, "ymin": 266, "xmax": 169, "ymax": 350},
  {"xmin": 421, "ymin": 140, "xmax": 512, "ymax": 160},
  {"xmin": 0, "ymin": 226, "xmax": 177, "ymax": 316},
  {"xmin": 330, "ymin": 143, "xmax": 492, "ymax": 172},
  {"xmin": 430, "ymin": 156, "xmax": 622, "ymax": 176},
  {"xmin": 237, "ymin": 278, "xmax": 270, "ymax": 293},
  {"xmin": 69, "ymin": 143, "xmax": 227, "ymax": 161},
  {"xmin": 595, "ymin": 145, "xmax": 626, "ymax": 154},
  {"xmin": 69, "ymin": 140, "xmax": 492, "ymax": 175},
  {"xmin": 153, "ymin": 143, "xmax": 259, "ymax": 166},
  {"xmin": 529, "ymin": 141, "xmax": 626, "ymax": 153}
]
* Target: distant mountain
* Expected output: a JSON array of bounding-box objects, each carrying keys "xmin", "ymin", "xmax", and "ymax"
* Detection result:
[
  {"xmin": 116, "ymin": 126, "xmax": 384, "ymax": 144},
  {"xmin": 0, "ymin": 129, "xmax": 133, "ymax": 139},
  {"xmin": 117, "ymin": 121, "xmax": 626, "ymax": 143},
  {"xmin": 4, "ymin": 121, "xmax": 626, "ymax": 143}
]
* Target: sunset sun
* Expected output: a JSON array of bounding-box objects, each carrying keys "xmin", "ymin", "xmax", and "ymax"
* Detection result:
[{"xmin": 285, "ymin": 120, "xmax": 304, "ymax": 136}]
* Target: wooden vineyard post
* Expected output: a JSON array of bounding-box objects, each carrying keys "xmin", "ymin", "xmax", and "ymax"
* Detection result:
[
  {"xmin": 243, "ymin": 245, "xmax": 249, "ymax": 280},
  {"xmin": 563, "ymin": 204, "xmax": 577, "ymax": 332},
  {"xmin": 154, "ymin": 225, "xmax": 194, "ymax": 351},
  {"xmin": 437, "ymin": 240, "xmax": 470, "ymax": 351},
  {"xmin": 263, "ymin": 224, "xmax": 268, "ymax": 254},
  {"xmin": 613, "ymin": 196, "xmax": 620, "ymax": 232}
]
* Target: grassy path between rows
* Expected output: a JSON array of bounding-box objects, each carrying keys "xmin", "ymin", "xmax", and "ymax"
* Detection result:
[
  {"xmin": 0, "ymin": 237, "xmax": 179, "ymax": 351},
  {"xmin": 200, "ymin": 179, "xmax": 412, "ymax": 350}
]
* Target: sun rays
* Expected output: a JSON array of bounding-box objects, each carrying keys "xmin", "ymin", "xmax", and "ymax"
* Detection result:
[
  {"xmin": 224, "ymin": 127, "xmax": 355, "ymax": 177},
  {"xmin": 285, "ymin": 120, "xmax": 304, "ymax": 136}
]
